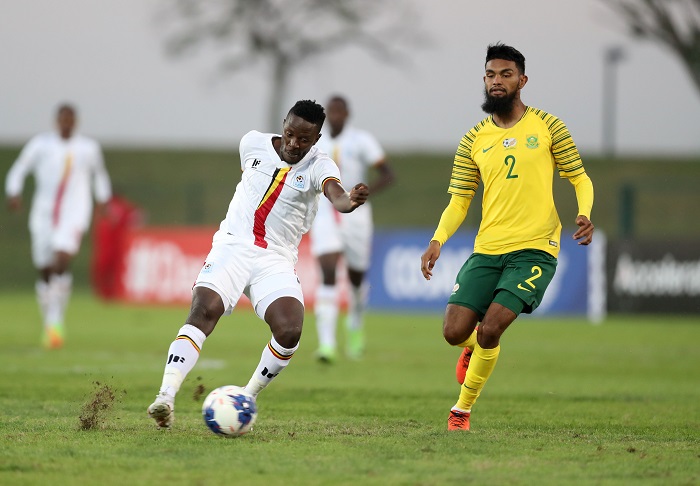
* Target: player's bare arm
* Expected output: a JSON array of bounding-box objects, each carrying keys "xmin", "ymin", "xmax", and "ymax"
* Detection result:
[
  {"xmin": 368, "ymin": 159, "xmax": 396, "ymax": 195},
  {"xmin": 572, "ymin": 215, "xmax": 594, "ymax": 245},
  {"xmin": 324, "ymin": 179, "xmax": 368, "ymax": 213},
  {"xmin": 420, "ymin": 240, "xmax": 442, "ymax": 280}
]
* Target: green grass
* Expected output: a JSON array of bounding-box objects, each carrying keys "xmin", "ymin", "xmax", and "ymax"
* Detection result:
[{"xmin": 1, "ymin": 292, "xmax": 698, "ymax": 485}]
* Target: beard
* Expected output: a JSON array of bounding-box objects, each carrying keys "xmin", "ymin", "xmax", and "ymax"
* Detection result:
[{"xmin": 481, "ymin": 86, "xmax": 518, "ymax": 116}]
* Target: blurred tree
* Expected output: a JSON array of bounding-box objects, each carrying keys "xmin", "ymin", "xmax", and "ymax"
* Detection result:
[
  {"xmin": 158, "ymin": 0, "xmax": 426, "ymax": 131},
  {"xmin": 603, "ymin": 0, "xmax": 700, "ymax": 94}
]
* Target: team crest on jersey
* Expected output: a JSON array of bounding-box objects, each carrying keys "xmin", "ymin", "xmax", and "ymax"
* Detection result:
[
  {"xmin": 503, "ymin": 138, "xmax": 517, "ymax": 149},
  {"xmin": 201, "ymin": 262, "xmax": 213, "ymax": 273},
  {"xmin": 452, "ymin": 283, "xmax": 460, "ymax": 294},
  {"xmin": 526, "ymin": 134, "xmax": 539, "ymax": 149},
  {"xmin": 292, "ymin": 174, "xmax": 306, "ymax": 189}
]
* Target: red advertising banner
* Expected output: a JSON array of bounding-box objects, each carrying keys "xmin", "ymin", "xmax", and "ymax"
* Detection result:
[{"xmin": 111, "ymin": 226, "xmax": 348, "ymax": 309}]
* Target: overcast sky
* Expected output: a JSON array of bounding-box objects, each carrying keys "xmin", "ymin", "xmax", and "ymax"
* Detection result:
[{"xmin": 1, "ymin": 0, "xmax": 699, "ymax": 156}]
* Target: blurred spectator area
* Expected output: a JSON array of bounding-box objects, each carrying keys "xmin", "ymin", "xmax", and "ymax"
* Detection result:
[{"xmin": 1, "ymin": 145, "xmax": 699, "ymax": 290}]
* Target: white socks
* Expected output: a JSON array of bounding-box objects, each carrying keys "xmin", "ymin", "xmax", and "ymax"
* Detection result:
[
  {"xmin": 36, "ymin": 273, "xmax": 73, "ymax": 328},
  {"xmin": 35, "ymin": 280, "xmax": 50, "ymax": 327},
  {"xmin": 346, "ymin": 283, "xmax": 368, "ymax": 332},
  {"xmin": 158, "ymin": 324, "xmax": 207, "ymax": 402},
  {"xmin": 156, "ymin": 327, "xmax": 298, "ymax": 404},
  {"xmin": 244, "ymin": 337, "xmax": 298, "ymax": 397},
  {"xmin": 314, "ymin": 284, "xmax": 339, "ymax": 349}
]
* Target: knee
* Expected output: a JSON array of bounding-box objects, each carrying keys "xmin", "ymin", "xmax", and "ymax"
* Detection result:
[
  {"xmin": 321, "ymin": 268, "xmax": 337, "ymax": 286},
  {"xmin": 186, "ymin": 301, "xmax": 221, "ymax": 336},
  {"xmin": 272, "ymin": 319, "xmax": 302, "ymax": 348},
  {"xmin": 443, "ymin": 320, "xmax": 466, "ymax": 346},
  {"xmin": 477, "ymin": 321, "xmax": 503, "ymax": 348}
]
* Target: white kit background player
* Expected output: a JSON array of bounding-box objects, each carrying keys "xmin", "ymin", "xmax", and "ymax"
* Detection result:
[
  {"xmin": 148, "ymin": 100, "xmax": 369, "ymax": 429},
  {"xmin": 310, "ymin": 95, "xmax": 395, "ymax": 362},
  {"xmin": 5, "ymin": 104, "xmax": 112, "ymax": 349}
]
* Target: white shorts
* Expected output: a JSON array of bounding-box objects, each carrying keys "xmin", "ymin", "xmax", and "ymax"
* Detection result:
[
  {"xmin": 310, "ymin": 198, "xmax": 373, "ymax": 271},
  {"xmin": 194, "ymin": 234, "xmax": 304, "ymax": 320},
  {"xmin": 30, "ymin": 224, "xmax": 84, "ymax": 268}
]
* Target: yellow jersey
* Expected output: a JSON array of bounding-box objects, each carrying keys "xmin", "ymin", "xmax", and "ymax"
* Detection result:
[{"xmin": 448, "ymin": 107, "xmax": 588, "ymax": 257}]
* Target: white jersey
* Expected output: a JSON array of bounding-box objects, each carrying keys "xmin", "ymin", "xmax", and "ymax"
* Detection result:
[
  {"xmin": 316, "ymin": 125, "xmax": 385, "ymax": 189},
  {"xmin": 310, "ymin": 125, "xmax": 383, "ymax": 268},
  {"xmin": 218, "ymin": 130, "xmax": 341, "ymax": 264},
  {"xmin": 5, "ymin": 131, "xmax": 112, "ymax": 234}
]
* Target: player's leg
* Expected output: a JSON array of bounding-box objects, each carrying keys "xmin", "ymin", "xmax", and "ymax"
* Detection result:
[
  {"xmin": 342, "ymin": 207, "xmax": 372, "ymax": 359},
  {"xmin": 452, "ymin": 250, "xmax": 558, "ymax": 430},
  {"xmin": 345, "ymin": 268, "xmax": 367, "ymax": 359},
  {"xmin": 452, "ymin": 302, "xmax": 517, "ymax": 426},
  {"xmin": 314, "ymin": 252, "xmax": 341, "ymax": 362},
  {"xmin": 30, "ymin": 228, "xmax": 67, "ymax": 349},
  {"xmin": 444, "ymin": 304, "xmax": 479, "ymax": 384},
  {"xmin": 445, "ymin": 253, "xmax": 503, "ymax": 430},
  {"xmin": 148, "ymin": 286, "xmax": 225, "ymax": 429},
  {"xmin": 45, "ymin": 251, "xmax": 74, "ymax": 342},
  {"xmin": 41, "ymin": 225, "xmax": 82, "ymax": 348},
  {"xmin": 310, "ymin": 198, "xmax": 344, "ymax": 362},
  {"xmin": 243, "ymin": 260, "xmax": 305, "ymax": 397},
  {"xmin": 244, "ymin": 295, "xmax": 304, "ymax": 398},
  {"xmin": 149, "ymin": 239, "xmax": 246, "ymax": 429}
]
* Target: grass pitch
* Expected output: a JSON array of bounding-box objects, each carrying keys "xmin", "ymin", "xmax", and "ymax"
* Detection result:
[{"xmin": 1, "ymin": 292, "xmax": 698, "ymax": 485}]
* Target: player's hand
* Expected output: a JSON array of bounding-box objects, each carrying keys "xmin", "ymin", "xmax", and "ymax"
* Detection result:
[
  {"xmin": 573, "ymin": 215, "xmax": 594, "ymax": 245},
  {"xmin": 7, "ymin": 196, "xmax": 22, "ymax": 212},
  {"xmin": 420, "ymin": 240, "xmax": 442, "ymax": 280},
  {"xmin": 348, "ymin": 183, "xmax": 369, "ymax": 210}
]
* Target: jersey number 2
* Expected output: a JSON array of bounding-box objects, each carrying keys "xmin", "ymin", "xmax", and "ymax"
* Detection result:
[
  {"xmin": 517, "ymin": 266, "xmax": 542, "ymax": 292},
  {"xmin": 505, "ymin": 155, "xmax": 518, "ymax": 179}
]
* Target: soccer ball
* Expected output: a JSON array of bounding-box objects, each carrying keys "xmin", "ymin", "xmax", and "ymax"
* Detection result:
[{"xmin": 202, "ymin": 385, "xmax": 258, "ymax": 437}]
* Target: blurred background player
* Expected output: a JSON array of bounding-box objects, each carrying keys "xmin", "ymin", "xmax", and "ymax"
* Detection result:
[
  {"xmin": 310, "ymin": 95, "xmax": 395, "ymax": 362},
  {"xmin": 5, "ymin": 103, "xmax": 112, "ymax": 349},
  {"xmin": 420, "ymin": 43, "xmax": 594, "ymax": 431},
  {"xmin": 147, "ymin": 100, "xmax": 369, "ymax": 429}
]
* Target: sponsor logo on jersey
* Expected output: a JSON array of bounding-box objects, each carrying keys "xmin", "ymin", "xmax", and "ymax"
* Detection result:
[
  {"xmin": 252, "ymin": 159, "xmax": 261, "ymax": 168},
  {"xmin": 452, "ymin": 283, "xmax": 460, "ymax": 294},
  {"xmin": 526, "ymin": 134, "xmax": 539, "ymax": 149},
  {"xmin": 292, "ymin": 174, "xmax": 305, "ymax": 189},
  {"xmin": 202, "ymin": 262, "xmax": 213, "ymax": 273},
  {"xmin": 549, "ymin": 240, "xmax": 558, "ymax": 247},
  {"xmin": 482, "ymin": 145, "xmax": 496, "ymax": 153},
  {"xmin": 503, "ymin": 138, "xmax": 517, "ymax": 149}
]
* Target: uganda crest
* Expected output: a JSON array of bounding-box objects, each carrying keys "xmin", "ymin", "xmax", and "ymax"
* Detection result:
[{"xmin": 526, "ymin": 134, "xmax": 539, "ymax": 149}]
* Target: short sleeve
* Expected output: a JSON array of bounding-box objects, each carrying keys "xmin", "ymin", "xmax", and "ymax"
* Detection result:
[
  {"xmin": 359, "ymin": 130, "xmax": 385, "ymax": 166},
  {"xmin": 238, "ymin": 130, "xmax": 258, "ymax": 171},
  {"xmin": 311, "ymin": 155, "xmax": 341, "ymax": 193}
]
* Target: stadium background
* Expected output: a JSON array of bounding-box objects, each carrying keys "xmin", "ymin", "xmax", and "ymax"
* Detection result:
[{"xmin": 1, "ymin": 149, "xmax": 698, "ymax": 309}]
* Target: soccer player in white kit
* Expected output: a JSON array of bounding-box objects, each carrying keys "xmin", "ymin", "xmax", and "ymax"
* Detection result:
[
  {"xmin": 5, "ymin": 104, "xmax": 112, "ymax": 349},
  {"xmin": 148, "ymin": 100, "xmax": 369, "ymax": 429},
  {"xmin": 310, "ymin": 96, "xmax": 395, "ymax": 362}
]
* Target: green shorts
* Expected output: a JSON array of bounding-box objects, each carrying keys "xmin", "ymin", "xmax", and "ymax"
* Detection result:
[{"xmin": 448, "ymin": 249, "xmax": 557, "ymax": 319}]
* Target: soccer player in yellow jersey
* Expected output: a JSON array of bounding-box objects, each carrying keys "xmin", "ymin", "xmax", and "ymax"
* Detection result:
[{"xmin": 420, "ymin": 43, "xmax": 595, "ymax": 431}]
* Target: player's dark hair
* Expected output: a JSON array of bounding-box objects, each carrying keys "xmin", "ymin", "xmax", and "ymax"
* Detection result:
[
  {"xmin": 328, "ymin": 95, "xmax": 349, "ymax": 111},
  {"xmin": 486, "ymin": 43, "xmax": 525, "ymax": 74},
  {"xmin": 56, "ymin": 103, "xmax": 77, "ymax": 116},
  {"xmin": 287, "ymin": 100, "xmax": 325, "ymax": 129}
]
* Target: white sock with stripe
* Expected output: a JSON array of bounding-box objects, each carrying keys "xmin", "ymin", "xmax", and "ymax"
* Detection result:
[
  {"xmin": 244, "ymin": 337, "xmax": 298, "ymax": 398},
  {"xmin": 158, "ymin": 324, "xmax": 207, "ymax": 404},
  {"xmin": 35, "ymin": 280, "xmax": 50, "ymax": 328},
  {"xmin": 315, "ymin": 284, "xmax": 338, "ymax": 350},
  {"xmin": 346, "ymin": 282, "xmax": 368, "ymax": 332}
]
